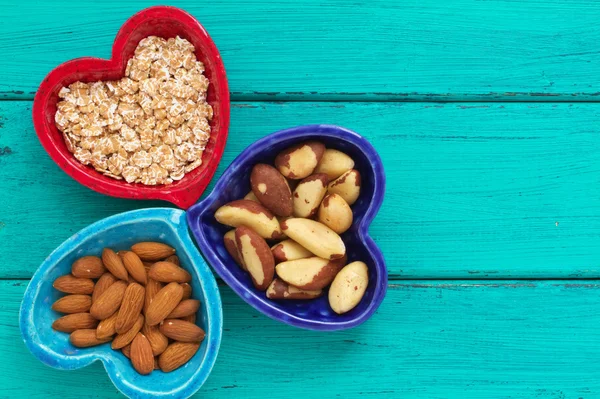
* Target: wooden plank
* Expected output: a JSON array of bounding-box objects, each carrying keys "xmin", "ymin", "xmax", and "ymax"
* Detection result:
[
  {"xmin": 4, "ymin": 280, "xmax": 600, "ymax": 398},
  {"xmin": 2, "ymin": 101, "xmax": 600, "ymax": 279},
  {"xmin": 1, "ymin": 0, "xmax": 599, "ymax": 100}
]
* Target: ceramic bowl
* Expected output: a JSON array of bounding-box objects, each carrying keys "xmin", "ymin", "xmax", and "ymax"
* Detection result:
[
  {"xmin": 187, "ymin": 125, "xmax": 387, "ymax": 331},
  {"xmin": 20, "ymin": 208, "xmax": 222, "ymax": 398},
  {"xmin": 32, "ymin": 6, "xmax": 230, "ymax": 209}
]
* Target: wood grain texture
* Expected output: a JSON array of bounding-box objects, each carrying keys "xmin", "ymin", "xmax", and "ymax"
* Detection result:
[
  {"xmin": 1, "ymin": 0, "xmax": 599, "ymax": 100},
  {"xmin": 4, "ymin": 280, "xmax": 600, "ymax": 398},
  {"xmin": 2, "ymin": 101, "xmax": 600, "ymax": 279}
]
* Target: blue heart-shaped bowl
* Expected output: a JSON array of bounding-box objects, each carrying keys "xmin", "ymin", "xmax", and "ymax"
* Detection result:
[
  {"xmin": 187, "ymin": 125, "xmax": 386, "ymax": 331},
  {"xmin": 19, "ymin": 208, "xmax": 222, "ymax": 399}
]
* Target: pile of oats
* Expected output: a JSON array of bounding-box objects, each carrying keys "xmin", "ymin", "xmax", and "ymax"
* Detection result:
[{"xmin": 54, "ymin": 36, "xmax": 213, "ymax": 185}]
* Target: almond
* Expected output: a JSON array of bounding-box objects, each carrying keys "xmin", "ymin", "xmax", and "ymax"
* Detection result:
[
  {"xmin": 215, "ymin": 200, "xmax": 283, "ymax": 239},
  {"xmin": 328, "ymin": 261, "xmax": 369, "ymax": 314},
  {"xmin": 314, "ymin": 149, "xmax": 355, "ymax": 180},
  {"xmin": 70, "ymin": 329, "xmax": 112, "ymax": 348},
  {"xmin": 250, "ymin": 163, "xmax": 293, "ymax": 216},
  {"xmin": 276, "ymin": 256, "xmax": 346, "ymax": 290},
  {"xmin": 96, "ymin": 312, "xmax": 119, "ymax": 339},
  {"xmin": 180, "ymin": 283, "xmax": 192, "ymax": 300},
  {"xmin": 142, "ymin": 323, "xmax": 169, "ymax": 356},
  {"xmin": 112, "ymin": 314, "xmax": 144, "ymax": 349},
  {"xmin": 89, "ymin": 280, "xmax": 127, "ymax": 320},
  {"xmin": 131, "ymin": 242, "xmax": 176, "ymax": 261},
  {"xmin": 164, "ymin": 255, "xmax": 180, "ymax": 266},
  {"xmin": 148, "ymin": 261, "xmax": 191, "ymax": 283},
  {"xmin": 154, "ymin": 358, "xmax": 160, "ymax": 370},
  {"xmin": 145, "ymin": 282, "xmax": 184, "ymax": 326},
  {"xmin": 52, "ymin": 313, "xmax": 98, "ymax": 333},
  {"xmin": 328, "ymin": 169, "xmax": 361, "ymax": 205},
  {"xmin": 167, "ymin": 299, "xmax": 200, "ymax": 319},
  {"xmin": 292, "ymin": 173, "xmax": 329, "ymax": 218},
  {"xmin": 130, "ymin": 333, "xmax": 154, "ymax": 375},
  {"xmin": 266, "ymin": 278, "xmax": 323, "ymax": 300},
  {"xmin": 318, "ymin": 193, "xmax": 353, "ymax": 234},
  {"xmin": 122, "ymin": 343, "xmax": 131, "ymax": 358},
  {"xmin": 235, "ymin": 226, "xmax": 275, "ymax": 291},
  {"xmin": 160, "ymin": 319, "xmax": 205, "ymax": 343},
  {"xmin": 71, "ymin": 256, "xmax": 106, "ymax": 279},
  {"xmin": 281, "ymin": 218, "xmax": 345, "ymax": 260},
  {"xmin": 102, "ymin": 248, "xmax": 128, "ymax": 281},
  {"xmin": 92, "ymin": 273, "xmax": 117, "ymax": 303},
  {"xmin": 53, "ymin": 275, "xmax": 94, "ymax": 295},
  {"xmin": 271, "ymin": 239, "xmax": 313, "ymax": 263},
  {"xmin": 275, "ymin": 141, "xmax": 325, "ymax": 179},
  {"xmin": 224, "ymin": 230, "xmax": 245, "ymax": 269},
  {"xmin": 115, "ymin": 283, "xmax": 145, "ymax": 333},
  {"xmin": 122, "ymin": 251, "xmax": 147, "ymax": 285},
  {"xmin": 181, "ymin": 314, "xmax": 197, "ymax": 324},
  {"xmin": 144, "ymin": 278, "xmax": 163, "ymax": 314},
  {"xmin": 159, "ymin": 342, "xmax": 200, "ymax": 372},
  {"xmin": 51, "ymin": 294, "xmax": 92, "ymax": 314}
]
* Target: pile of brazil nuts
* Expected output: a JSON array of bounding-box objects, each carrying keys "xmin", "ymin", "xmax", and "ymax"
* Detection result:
[
  {"xmin": 51, "ymin": 242, "xmax": 204, "ymax": 374},
  {"xmin": 215, "ymin": 141, "xmax": 369, "ymax": 314}
]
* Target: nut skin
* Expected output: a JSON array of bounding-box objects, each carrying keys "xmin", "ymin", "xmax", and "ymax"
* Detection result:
[
  {"xmin": 314, "ymin": 149, "xmax": 355, "ymax": 180},
  {"xmin": 115, "ymin": 283, "xmax": 145, "ymax": 333},
  {"xmin": 266, "ymin": 278, "xmax": 323, "ymax": 300},
  {"xmin": 167, "ymin": 299, "xmax": 201, "ymax": 319},
  {"xmin": 180, "ymin": 283, "xmax": 192, "ymax": 300},
  {"xmin": 71, "ymin": 256, "xmax": 106, "ymax": 279},
  {"xmin": 145, "ymin": 282, "xmax": 184, "ymax": 326},
  {"xmin": 53, "ymin": 275, "xmax": 95, "ymax": 295},
  {"xmin": 280, "ymin": 218, "xmax": 346, "ymax": 260},
  {"xmin": 130, "ymin": 333, "xmax": 155, "ymax": 375},
  {"xmin": 318, "ymin": 193, "xmax": 353, "ymax": 234},
  {"xmin": 92, "ymin": 273, "xmax": 117, "ymax": 303},
  {"xmin": 51, "ymin": 295, "xmax": 92, "ymax": 314},
  {"xmin": 235, "ymin": 226, "xmax": 275, "ymax": 291},
  {"xmin": 52, "ymin": 313, "xmax": 98, "ymax": 333},
  {"xmin": 142, "ymin": 322, "xmax": 169, "ymax": 356},
  {"xmin": 224, "ymin": 230, "xmax": 246, "ymax": 270},
  {"xmin": 148, "ymin": 261, "xmax": 192, "ymax": 283},
  {"xmin": 111, "ymin": 314, "xmax": 144, "ymax": 349},
  {"xmin": 144, "ymin": 278, "xmax": 163, "ymax": 314},
  {"xmin": 271, "ymin": 239, "xmax": 313, "ymax": 263},
  {"xmin": 102, "ymin": 248, "xmax": 129, "ymax": 281},
  {"xmin": 292, "ymin": 173, "xmax": 329, "ymax": 218},
  {"xmin": 70, "ymin": 329, "xmax": 112, "ymax": 348},
  {"xmin": 131, "ymin": 242, "xmax": 176, "ymax": 261},
  {"xmin": 89, "ymin": 280, "xmax": 128, "ymax": 320},
  {"xmin": 121, "ymin": 251, "xmax": 148, "ymax": 285},
  {"xmin": 328, "ymin": 261, "xmax": 369, "ymax": 314},
  {"xmin": 96, "ymin": 312, "xmax": 119, "ymax": 339},
  {"xmin": 250, "ymin": 163, "xmax": 293, "ymax": 217},
  {"xmin": 275, "ymin": 255, "xmax": 347, "ymax": 290},
  {"xmin": 215, "ymin": 200, "xmax": 283, "ymax": 239},
  {"xmin": 328, "ymin": 169, "xmax": 361, "ymax": 206},
  {"xmin": 159, "ymin": 319, "xmax": 206, "ymax": 343},
  {"xmin": 158, "ymin": 342, "xmax": 200, "ymax": 373},
  {"xmin": 275, "ymin": 141, "xmax": 325, "ymax": 179}
]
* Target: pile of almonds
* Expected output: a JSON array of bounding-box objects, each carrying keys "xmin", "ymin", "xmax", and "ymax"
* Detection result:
[
  {"xmin": 51, "ymin": 242, "xmax": 205, "ymax": 374},
  {"xmin": 215, "ymin": 141, "xmax": 369, "ymax": 314}
]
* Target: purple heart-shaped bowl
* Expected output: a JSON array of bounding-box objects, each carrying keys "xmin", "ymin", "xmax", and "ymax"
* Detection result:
[
  {"xmin": 19, "ymin": 208, "xmax": 222, "ymax": 398},
  {"xmin": 187, "ymin": 125, "xmax": 386, "ymax": 331}
]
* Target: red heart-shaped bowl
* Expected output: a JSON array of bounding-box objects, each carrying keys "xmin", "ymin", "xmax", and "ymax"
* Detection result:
[{"xmin": 32, "ymin": 6, "xmax": 230, "ymax": 209}]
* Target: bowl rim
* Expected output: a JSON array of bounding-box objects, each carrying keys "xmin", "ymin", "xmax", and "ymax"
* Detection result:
[
  {"xmin": 187, "ymin": 124, "xmax": 387, "ymax": 331},
  {"xmin": 32, "ymin": 6, "xmax": 230, "ymax": 209},
  {"xmin": 19, "ymin": 207, "xmax": 223, "ymax": 398}
]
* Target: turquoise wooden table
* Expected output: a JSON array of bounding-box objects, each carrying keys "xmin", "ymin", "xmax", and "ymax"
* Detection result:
[{"xmin": 2, "ymin": 0, "xmax": 600, "ymax": 397}]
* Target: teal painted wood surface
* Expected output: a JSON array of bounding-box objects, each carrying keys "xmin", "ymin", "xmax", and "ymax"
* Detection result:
[
  {"xmin": 1, "ymin": 0, "xmax": 600, "ymax": 100},
  {"xmin": 3, "ymin": 280, "xmax": 600, "ymax": 398},
  {"xmin": 2, "ymin": 101, "xmax": 600, "ymax": 279}
]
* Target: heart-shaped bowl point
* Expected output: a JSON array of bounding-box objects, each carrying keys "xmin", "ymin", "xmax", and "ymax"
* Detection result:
[
  {"xmin": 20, "ymin": 208, "xmax": 222, "ymax": 398},
  {"xmin": 32, "ymin": 6, "xmax": 230, "ymax": 209},
  {"xmin": 187, "ymin": 125, "xmax": 387, "ymax": 331}
]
